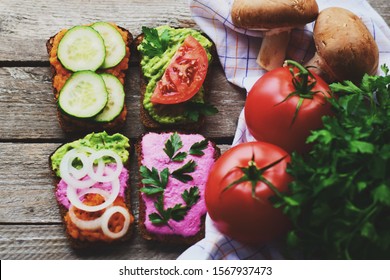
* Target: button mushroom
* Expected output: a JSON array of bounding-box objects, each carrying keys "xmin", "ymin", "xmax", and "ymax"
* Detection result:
[
  {"xmin": 305, "ymin": 7, "xmax": 379, "ymax": 84},
  {"xmin": 231, "ymin": 0, "xmax": 319, "ymax": 71}
]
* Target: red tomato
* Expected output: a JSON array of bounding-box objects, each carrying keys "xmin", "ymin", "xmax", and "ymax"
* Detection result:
[
  {"xmin": 151, "ymin": 35, "xmax": 208, "ymax": 104},
  {"xmin": 245, "ymin": 60, "xmax": 332, "ymax": 154},
  {"xmin": 205, "ymin": 142, "xmax": 292, "ymax": 245}
]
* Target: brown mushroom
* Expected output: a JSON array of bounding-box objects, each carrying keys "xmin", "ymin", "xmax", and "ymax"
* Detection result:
[
  {"xmin": 231, "ymin": 0, "xmax": 319, "ymax": 71},
  {"xmin": 305, "ymin": 7, "xmax": 379, "ymax": 84}
]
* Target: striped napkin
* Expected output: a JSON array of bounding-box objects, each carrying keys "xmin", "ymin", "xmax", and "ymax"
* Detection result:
[{"xmin": 178, "ymin": 0, "xmax": 390, "ymax": 260}]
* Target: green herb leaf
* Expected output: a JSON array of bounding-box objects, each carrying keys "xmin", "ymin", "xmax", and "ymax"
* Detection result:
[
  {"xmin": 185, "ymin": 102, "xmax": 218, "ymax": 122},
  {"xmin": 171, "ymin": 160, "xmax": 197, "ymax": 183},
  {"xmin": 169, "ymin": 204, "xmax": 188, "ymax": 222},
  {"xmin": 148, "ymin": 188, "xmax": 199, "ymax": 226},
  {"xmin": 140, "ymin": 166, "xmax": 169, "ymax": 195},
  {"xmin": 189, "ymin": 139, "xmax": 209, "ymax": 156},
  {"xmin": 160, "ymin": 29, "xmax": 170, "ymax": 51},
  {"xmin": 349, "ymin": 140, "xmax": 375, "ymax": 154},
  {"xmin": 141, "ymin": 26, "xmax": 170, "ymax": 57},
  {"xmin": 148, "ymin": 213, "xmax": 166, "ymax": 225},
  {"xmin": 372, "ymin": 184, "xmax": 390, "ymax": 206},
  {"xmin": 163, "ymin": 132, "xmax": 187, "ymax": 162},
  {"xmin": 280, "ymin": 67, "xmax": 390, "ymax": 259},
  {"xmin": 172, "ymin": 152, "xmax": 187, "ymax": 162},
  {"xmin": 182, "ymin": 186, "xmax": 200, "ymax": 207}
]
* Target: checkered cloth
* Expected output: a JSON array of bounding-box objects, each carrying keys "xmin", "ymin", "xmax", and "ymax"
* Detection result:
[{"xmin": 177, "ymin": 0, "xmax": 390, "ymax": 260}]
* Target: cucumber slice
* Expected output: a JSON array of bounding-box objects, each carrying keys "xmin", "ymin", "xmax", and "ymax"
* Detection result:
[
  {"xmin": 57, "ymin": 26, "xmax": 106, "ymax": 72},
  {"xmin": 94, "ymin": 74, "xmax": 125, "ymax": 122},
  {"xmin": 92, "ymin": 22, "xmax": 126, "ymax": 69},
  {"xmin": 58, "ymin": 71, "xmax": 108, "ymax": 118}
]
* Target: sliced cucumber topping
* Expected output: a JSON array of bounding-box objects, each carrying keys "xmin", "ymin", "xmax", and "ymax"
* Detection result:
[
  {"xmin": 58, "ymin": 71, "xmax": 108, "ymax": 118},
  {"xmin": 57, "ymin": 26, "xmax": 106, "ymax": 72},
  {"xmin": 92, "ymin": 22, "xmax": 126, "ymax": 69},
  {"xmin": 94, "ymin": 74, "xmax": 125, "ymax": 122}
]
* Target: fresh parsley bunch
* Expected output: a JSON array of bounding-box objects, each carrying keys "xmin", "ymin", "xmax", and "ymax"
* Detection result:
[{"xmin": 281, "ymin": 66, "xmax": 390, "ymax": 259}]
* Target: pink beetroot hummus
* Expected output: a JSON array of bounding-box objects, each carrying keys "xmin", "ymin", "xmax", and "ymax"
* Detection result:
[{"xmin": 141, "ymin": 132, "xmax": 216, "ymax": 237}]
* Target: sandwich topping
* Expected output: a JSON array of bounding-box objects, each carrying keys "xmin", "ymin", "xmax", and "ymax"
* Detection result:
[
  {"xmin": 49, "ymin": 22, "xmax": 130, "ymax": 95},
  {"xmin": 138, "ymin": 26, "xmax": 217, "ymax": 124},
  {"xmin": 140, "ymin": 132, "xmax": 216, "ymax": 237},
  {"xmin": 51, "ymin": 132, "xmax": 133, "ymax": 242},
  {"xmin": 48, "ymin": 22, "xmax": 130, "ymax": 124}
]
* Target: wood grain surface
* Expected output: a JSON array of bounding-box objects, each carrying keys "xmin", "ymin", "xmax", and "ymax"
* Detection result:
[{"xmin": 0, "ymin": 0, "xmax": 388, "ymax": 260}]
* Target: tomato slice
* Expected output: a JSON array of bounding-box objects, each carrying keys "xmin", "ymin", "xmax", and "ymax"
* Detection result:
[{"xmin": 151, "ymin": 35, "xmax": 208, "ymax": 105}]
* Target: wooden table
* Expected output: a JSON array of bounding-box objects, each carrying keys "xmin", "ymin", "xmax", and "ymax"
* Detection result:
[{"xmin": 0, "ymin": 0, "xmax": 389, "ymax": 260}]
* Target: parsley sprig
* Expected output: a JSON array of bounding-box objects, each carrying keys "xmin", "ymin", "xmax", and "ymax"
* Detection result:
[
  {"xmin": 148, "ymin": 186, "xmax": 200, "ymax": 226},
  {"xmin": 184, "ymin": 102, "xmax": 219, "ymax": 122},
  {"xmin": 139, "ymin": 166, "xmax": 169, "ymax": 195},
  {"xmin": 171, "ymin": 160, "xmax": 197, "ymax": 183},
  {"xmin": 141, "ymin": 26, "xmax": 170, "ymax": 57},
  {"xmin": 189, "ymin": 139, "xmax": 209, "ymax": 156},
  {"xmin": 278, "ymin": 65, "xmax": 390, "ymax": 259},
  {"xmin": 182, "ymin": 186, "xmax": 201, "ymax": 207},
  {"xmin": 164, "ymin": 132, "xmax": 187, "ymax": 162}
]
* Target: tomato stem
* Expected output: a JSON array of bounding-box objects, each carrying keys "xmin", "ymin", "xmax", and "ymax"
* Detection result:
[
  {"xmin": 276, "ymin": 60, "xmax": 320, "ymax": 126},
  {"xmin": 222, "ymin": 155, "xmax": 287, "ymax": 201}
]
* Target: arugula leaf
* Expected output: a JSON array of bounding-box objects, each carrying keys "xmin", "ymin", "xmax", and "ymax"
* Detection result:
[
  {"xmin": 189, "ymin": 139, "xmax": 209, "ymax": 156},
  {"xmin": 141, "ymin": 26, "xmax": 170, "ymax": 57},
  {"xmin": 163, "ymin": 132, "xmax": 187, "ymax": 162},
  {"xmin": 185, "ymin": 102, "xmax": 219, "ymax": 122},
  {"xmin": 139, "ymin": 166, "xmax": 169, "ymax": 195},
  {"xmin": 171, "ymin": 160, "xmax": 197, "ymax": 183},
  {"xmin": 278, "ymin": 67, "xmax": 390, "ymax": 259}
]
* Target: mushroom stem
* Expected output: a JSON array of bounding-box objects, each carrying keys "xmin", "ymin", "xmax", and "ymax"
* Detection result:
[
  {"xmin": 304, "ymin": 52, "xmax": 336, "ymax": 83},
  {"xmin": 257, "ymin": 30, "xmax": 291, "ymax": 71}
]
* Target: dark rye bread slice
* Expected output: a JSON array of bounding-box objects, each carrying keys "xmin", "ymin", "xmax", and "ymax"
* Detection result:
[
  {"xmin": 49, "ymin": 138, "xmax": 134, "ymax": 249},
  {"xmin": 134, "ymin": 32, "xmax": 214, "ymax": 131},
  {"xmin": 46, "ymin": 24, "xmax": 133, "ymax": 134},
  {"xmin": 135, "ymin": 132, "xmax": 221, "ymax": 245}
]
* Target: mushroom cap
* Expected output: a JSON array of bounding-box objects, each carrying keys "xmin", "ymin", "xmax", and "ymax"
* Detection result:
[
  {"xmin": 231, "ymin": 0, "xmax": 319, "ymax": 30},
  {"xmin": 313, "ymin": 7, "xmax": 379, "ymax": 83}
]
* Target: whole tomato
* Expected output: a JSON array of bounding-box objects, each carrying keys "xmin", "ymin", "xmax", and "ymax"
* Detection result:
[
  {"xmin": 205, "ymin": 141, "xmax": 292, "ymax": 245},
  {"xmin": 245, "ymin": 60, "xmax": 332, "ymax": 154}
]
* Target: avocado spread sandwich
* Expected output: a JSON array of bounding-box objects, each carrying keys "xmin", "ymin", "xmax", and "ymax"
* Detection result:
[
  {"xmin": 136, "ymin": 26, "xmax": 218, "ymax": 130},
  {"xmin": 47, "ymin": 22, "xmax": 132, "ymax": 133},
  {"xmin": 50, "ymin": 132, "xmax": 134, "ymax": 248}
]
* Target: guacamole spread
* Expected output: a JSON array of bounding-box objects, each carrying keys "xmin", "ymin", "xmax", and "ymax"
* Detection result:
[
  {"xmin": 51, "ymin": 131, "xmax": 130, "ymax": 177},
  {"xmin": 138, "ymin": 26, "xmax": 213, "ymax": 124}
]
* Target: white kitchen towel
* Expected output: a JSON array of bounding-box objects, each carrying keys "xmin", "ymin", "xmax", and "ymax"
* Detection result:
[{"xmin": 178, "ymin": 0, "xmax": 390, "ymax": 260}]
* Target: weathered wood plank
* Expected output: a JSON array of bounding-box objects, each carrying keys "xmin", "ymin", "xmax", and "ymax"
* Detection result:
[
  {"xmin": 0, "ymin": 0, "xmax": 196, "ymax": 62},
  {"xmin": 0, "ymin": 143, "xmax": 230, "ymax": 223},
  {"xmin": 0, "ymin": 0, "xmax": 388, "ymax": 62},
  {"xmin": 0, "ymin": 224, "xmax": 188, "ymax": 260},
  {"xmin": 370, "ymin": 0, "xmax": 390, "ymax": 24},
  {"xmin": 0, "ymin": 65, "xmax": 245, "ymax": 140}
]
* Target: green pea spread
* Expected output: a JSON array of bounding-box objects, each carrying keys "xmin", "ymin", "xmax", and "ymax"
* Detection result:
[
  {"xmin": 138, "ymin": 26, "xmax": 213, "ymax": 124},
  {"xmin": 51, "ymin": 131, "xmax": 130, "ymax": 177}
]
